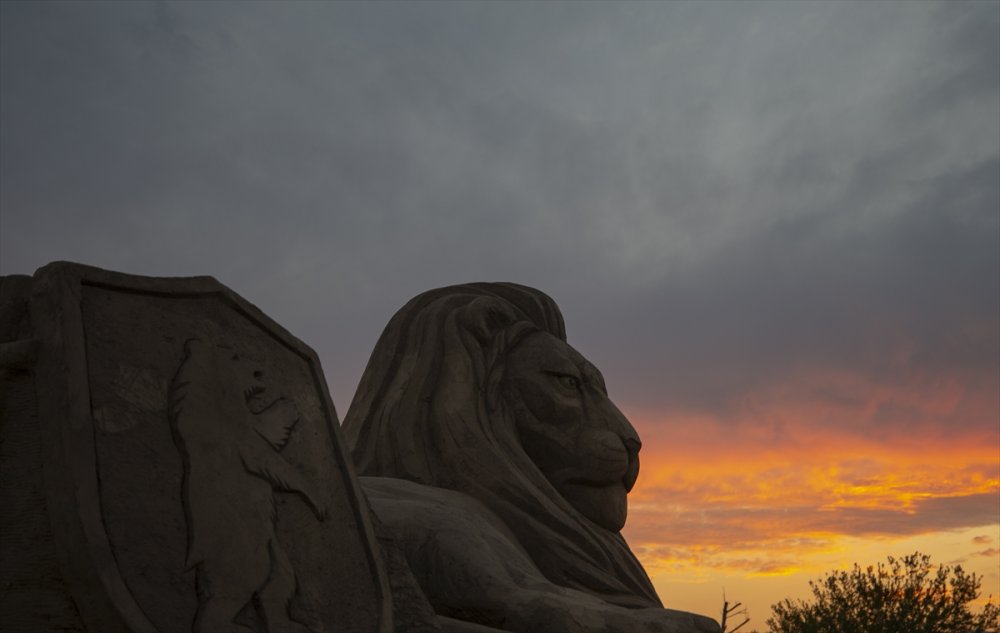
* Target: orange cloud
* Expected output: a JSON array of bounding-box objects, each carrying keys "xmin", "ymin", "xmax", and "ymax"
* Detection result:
[
  {"xmin": 619, "ymin": 371, "xmax": 999, "ymax": 583},
  {"xmin": 613, "ymin": 350, "xmax": 998, "ymax": 619}
]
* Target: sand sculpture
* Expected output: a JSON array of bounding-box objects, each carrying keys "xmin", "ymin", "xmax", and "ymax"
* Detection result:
[
  {"xmin": 0, "ymin": 264, "xmax": 718, "ymax": 632},
  {"xmin": 344, "ymin": 283, "xmax": 720, "ymax": 632},
  {"xmin": 0, "ymin": 263, "xmax": 391, "ymax": 633}
]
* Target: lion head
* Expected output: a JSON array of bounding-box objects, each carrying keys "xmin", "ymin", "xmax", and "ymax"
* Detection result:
[
  {"xmin": 343, "ymin": 283, "xmax": 660, "ymax": 609},
  {"xmin": 504, "ymin": 330, "xmax": 641, "ymax": 532},
  {"xmin": 169, "ymin": 340, "xmax": 269, "ymax": 436}
]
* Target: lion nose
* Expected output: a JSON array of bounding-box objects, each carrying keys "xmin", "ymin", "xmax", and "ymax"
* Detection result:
[{"xmin": 624, "ymin": 436, "xmax": 641, "ymax": 454}]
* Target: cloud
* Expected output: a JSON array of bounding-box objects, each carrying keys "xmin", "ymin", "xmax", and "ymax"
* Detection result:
[
  {"xmin": 627, "ymin": 492, "xmax": 999, "ymax": 550},
  {"xmin": 624, "ymin": 429, "xmax": 1000, "ymax": 554},
  {"xmin": 973, "ymin": 535, "xmax": 995, "ymax": 545},
  {"xmin": 2, "ymin": 2, "xmax": 996, "ymax": 418},
  {"xmin": 625, "ymin": 486, "xmax": 999, "ymax": 581},
  {"xmin": 621, "ymin": 385, "xmax": 998, "ymax": 582},
  {"xmin": 633, "ymin": 543, "xmax": 805, "ymax": 578}
]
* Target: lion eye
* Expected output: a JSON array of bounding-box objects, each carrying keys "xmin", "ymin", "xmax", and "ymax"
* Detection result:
[{"xmin": 557, "ymin": 375, "xmax": 580, "ymax": 390}]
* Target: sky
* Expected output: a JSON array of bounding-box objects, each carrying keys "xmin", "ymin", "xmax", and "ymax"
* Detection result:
[{"xmin": 2, "ymin": 1, "xmax": 998, "ymax": 628}]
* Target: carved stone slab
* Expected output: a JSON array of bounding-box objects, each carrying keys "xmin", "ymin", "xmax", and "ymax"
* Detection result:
[{"xmin": 23, "ymin": 262, "xmax": 392, "ymax": 633}]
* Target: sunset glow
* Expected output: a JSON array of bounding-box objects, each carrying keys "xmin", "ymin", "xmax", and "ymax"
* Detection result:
[{"xmin": 622, "ymin": 377, "xmax": 1000, "ymax": 625}]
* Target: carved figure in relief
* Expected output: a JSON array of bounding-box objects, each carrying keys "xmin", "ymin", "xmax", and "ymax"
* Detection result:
[
  {"xmin": 344, "ymin": 284, "xmax": 720, "ymax": 632},
  {"xmin": 168, "ymin": 339, "xmax": 328, "ymax": 633}
]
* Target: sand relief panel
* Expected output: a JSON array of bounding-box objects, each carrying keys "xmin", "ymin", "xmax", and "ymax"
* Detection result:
[{"xmin": 22, "ymin": 264, "xmax": 391, "ymax": 633}]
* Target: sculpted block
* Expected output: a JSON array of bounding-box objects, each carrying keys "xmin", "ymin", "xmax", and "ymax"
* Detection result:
[
  {"xmin": 1, "ymin": 262, "xmax": 392, "ymax": 633},
  {"xmin": 343, "ymin": 284, "xmax": 721, "ymax": 632}
]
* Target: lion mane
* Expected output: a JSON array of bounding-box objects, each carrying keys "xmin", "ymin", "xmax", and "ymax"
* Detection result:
[{"xmin": 342, "ymin": 283, "xmax": 661, "ymax": 609}]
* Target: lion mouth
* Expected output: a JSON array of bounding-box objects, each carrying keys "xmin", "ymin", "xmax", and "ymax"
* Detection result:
[{"xmin": 562, "ymin": 457, "xmax": 638, "ymax": 493}]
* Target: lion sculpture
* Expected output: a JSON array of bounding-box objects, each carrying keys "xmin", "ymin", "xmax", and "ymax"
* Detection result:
[
  {"xmin": 169, "ymin": 339, "xmax": 328, "ymax": 633},
  {"xmin": 342, "ymin": 284, "xmax": 720, "ymax": 633}
]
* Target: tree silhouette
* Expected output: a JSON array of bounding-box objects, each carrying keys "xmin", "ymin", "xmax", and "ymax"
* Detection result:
[{"xmin": 767, "ymin": 552, "xmax": 999, "ymax": 633}]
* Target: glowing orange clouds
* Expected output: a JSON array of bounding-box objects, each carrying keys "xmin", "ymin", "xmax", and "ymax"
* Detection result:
[
  {"xmin": 625, "ymin": 412, "xmax": 997, "ymax": 552},
  {"xmin": 617, "ymin": 363, "xmax": 999, "ymax": 623}
]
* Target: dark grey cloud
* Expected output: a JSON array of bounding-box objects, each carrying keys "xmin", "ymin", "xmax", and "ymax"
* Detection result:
[{"xmin": 1, "ymin": 1, "xmax": 996, "ymax": 424}]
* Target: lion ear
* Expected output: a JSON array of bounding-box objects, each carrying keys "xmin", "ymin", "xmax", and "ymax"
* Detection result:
[
  {"xmin": 459, "ymin": 297, "xmax": 523, "ymax": 344},
  {"xmin": 484, "ymin": 321, "xmax": 539, "ymax": 412},
  {"xmin": 458, "ymin": 297, "xmax": 540, "ymax": 411}
]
